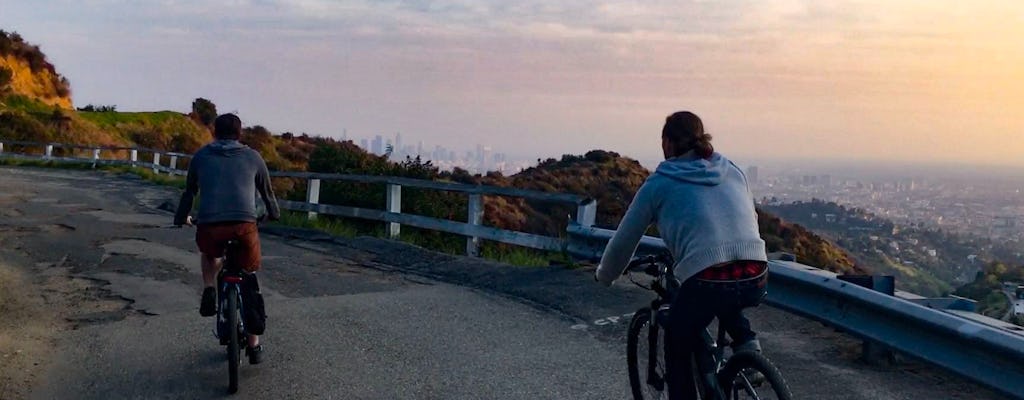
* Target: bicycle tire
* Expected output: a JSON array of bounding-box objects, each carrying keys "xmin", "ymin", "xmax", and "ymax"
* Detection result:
[
  {"xmin": 627, "ymin": 309, "xmax": 667, "ymax": 400},
  {"xmin": 226, "ymin": 285, "xmax": 240, "ymax": 394},
  {"xmin": 717, "ymin": 351, "xmax": 792, "ymax": 400}
]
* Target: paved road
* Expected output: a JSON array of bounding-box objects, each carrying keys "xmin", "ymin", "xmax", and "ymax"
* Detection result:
[{"xmin": 0, "ymin": 167, "xmax": 1005, "ymax": 399}]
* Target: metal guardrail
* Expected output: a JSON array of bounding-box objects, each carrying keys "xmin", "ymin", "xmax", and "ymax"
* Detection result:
[
  {"xmin": 0, "ymin": 139, "xmax": 595, "ymax": 257},
  {"xmin": 5, "ymin": 139, "xmax": 1024, "ymax": 398},
  {"xmin": 566, "ymin": 223, "xmax": 1024, "ymax": 399}
]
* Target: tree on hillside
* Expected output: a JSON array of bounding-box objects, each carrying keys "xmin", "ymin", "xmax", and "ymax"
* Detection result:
[{"xmin": 192, "ymin": 97, "xmax": 217, "ymax": 126}]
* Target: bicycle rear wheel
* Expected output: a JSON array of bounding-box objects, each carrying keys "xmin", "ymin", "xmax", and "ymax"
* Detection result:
[
  {"xmin": 627, "ymin": 309, "xmax": 667, "ymax": 400},
  {"xmin": 717, "ymin": 351, "xmax": 792, "ymax": 400},
  {"xmin": 226, "ymin": 285, "xmax": 240, "ymax": 394}
]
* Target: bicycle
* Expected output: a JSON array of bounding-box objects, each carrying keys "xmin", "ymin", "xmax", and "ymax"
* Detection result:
[
  {"xmin": 173, "ymin": 219, "xmax": 263, "ymax": 395},
  {"xmin": 216, "ymin": 238, "xmax": 251, "ymax": 394},
  {"xmin": 624, "ymin": 254, "xmax": 792, "ymax": 400}
]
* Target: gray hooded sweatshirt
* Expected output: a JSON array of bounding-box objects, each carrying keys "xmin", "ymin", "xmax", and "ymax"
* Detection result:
[
  {"xmin": 174, "ymin": 140, "xmax": 281, "ymax": 225},
  {"xmin": 596, "ymin": 151, "xmax": 766, "ymax": 284}
]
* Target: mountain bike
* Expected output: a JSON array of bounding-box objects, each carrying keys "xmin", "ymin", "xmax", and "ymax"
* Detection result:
[
  {"xmin": 217, "ymin": 238, "xmax": 250, "ymax": 394},
  {"xmin": 624, "ymin": 254, "xmax": 792, "ymax": 400},
  {"xmin": 173, "ymin": 219, "xmax": 262, "ymax": 395}
]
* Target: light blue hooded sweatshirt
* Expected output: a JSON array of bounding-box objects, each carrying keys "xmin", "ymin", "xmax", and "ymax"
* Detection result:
[{"xmin": 596, "ymin": 151, "xmax": 767, "ymax": 284}]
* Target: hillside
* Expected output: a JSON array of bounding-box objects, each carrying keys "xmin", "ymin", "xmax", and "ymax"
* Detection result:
[
  {"xmin": 0, "ymin": 30, "xmax": 71, "ymax": 109},
  {"xmin": 761, "ymin": 199, "xmax": 1024, "ymax": 296},
  {"xmin": 956, "ymin": 262, "xmax": 1024, "ymax": 323},
  {"xmin": 456, "ymin": 152, "xmax": 862, "ymax": 274},
  {"xmin": 0, "ymin": 31, "xmax": 211, "ymax": 151}
]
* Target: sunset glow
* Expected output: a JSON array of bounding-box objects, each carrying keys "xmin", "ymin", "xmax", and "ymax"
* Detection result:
[{"xmin": 3, "ymin": 0, "xmax": 1022, "ymax": 167}]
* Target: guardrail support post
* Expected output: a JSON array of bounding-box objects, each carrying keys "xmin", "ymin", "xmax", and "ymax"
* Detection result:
[
  {"xmin": 576, "ymin": 199, "xmax": 597, "ymax": 227},
  {"xmin": 45, "ymin": 144, "xmax": 53, "ymax": 159},
  {"xmin": 92, "ymin": 148, "xmax": 101, "ymax": 169},
  {"xmin": 839, "ymin": 275, "xmax": 897, "ymax": 365},
  {"xmin": 386, "ymin": 184, "xmax": 401, "ymax": 239},
  {"xmin": 467, "ymin": 194, "xmax": 483, "ymax": 257},
  {"xmin": 169, "ymin": 155, "xmax": 178, "ymax": 174},
  {"xmin": 306, "ymin": 178, "xmax": 321, "ymax": 221},
  {"xmin": 130, "ymin": 149, "xmax": 138, "ymax": 167},
  {"xmin": 152, "ymin": 153, "xmax": 161, "ymax": 174}
]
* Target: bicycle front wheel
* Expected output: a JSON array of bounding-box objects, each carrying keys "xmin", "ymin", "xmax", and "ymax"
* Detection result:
[
  {"xmin": 627, "ymin": 309, "xmax": 668, "ymax": 400},
  {"xmin": 226, "ymin": 285, "xmax": 240, "ymax": 394},
  {"xmin": 717, "ymin": 351, "xmax": 792, "ymax": 400}
]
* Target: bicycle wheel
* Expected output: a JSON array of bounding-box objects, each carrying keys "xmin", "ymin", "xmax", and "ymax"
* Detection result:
[
  {"xmin": 226, "ymin": 285, "xmax": 240, "ymax": 394},
  {"xmin": 717, "ymin": 351, "xmax": 792, "ymax": 400},
  {"xmin": 627, "ymin": 309, "xmax": 667, "ymax": 400}
]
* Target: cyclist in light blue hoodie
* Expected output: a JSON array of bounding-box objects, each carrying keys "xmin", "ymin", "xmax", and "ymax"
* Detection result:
[{"xmin": 596, "ymin": 111, "xmax": 768, "ymax": 400}]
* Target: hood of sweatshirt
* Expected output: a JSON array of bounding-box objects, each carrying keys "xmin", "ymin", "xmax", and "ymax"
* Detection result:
[
  {"xmin": 654, "ymin": 151, "xmax": 730, "ymax": 186},
  {"xmin": 206, "ymin": 139, "xmax": 248, "ymax": 157}
]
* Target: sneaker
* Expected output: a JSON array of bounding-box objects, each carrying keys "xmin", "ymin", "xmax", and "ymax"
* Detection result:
[
  {"xmin": 200, "ymin": 287, "xmax": 217, "ymax": 317},
  {"xmin": 246, "ymin": 344, "xmax": 264, "ymax": 365}
]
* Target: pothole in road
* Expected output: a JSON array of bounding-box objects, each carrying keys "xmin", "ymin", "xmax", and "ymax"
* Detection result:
[
  {"xmin": 100, "ymin": 239, "xmax": 197, "ymax": 269},
  {"xmin": 84, "ymin": 210, "xmax": 166, "ymax": 226},
  {"xmin": 41, "ymin": 223, "xmax": 76, "ymax": 233},
  {"xmin": 0, "ymin": 224, "xmax": 75, "ymax": 234}
]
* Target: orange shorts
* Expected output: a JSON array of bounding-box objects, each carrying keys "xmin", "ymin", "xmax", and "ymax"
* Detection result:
[{"xmin": 195, "ymin": 221, "xmax": 261, "ymax": 272}]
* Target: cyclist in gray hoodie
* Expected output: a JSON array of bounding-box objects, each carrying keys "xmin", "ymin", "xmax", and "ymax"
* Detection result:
[
  {"xmin": 596, "ymin": 111, "xmax": 768, "ymax": 400},
  {"xmin": 174, "ymin": 113, "xmax": 280, "ymax": 364}
]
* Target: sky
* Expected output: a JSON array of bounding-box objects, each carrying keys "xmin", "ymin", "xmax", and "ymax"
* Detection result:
[{"xmin": 2, "ymin": 0, "xmax": 1022, "ymax": 168}]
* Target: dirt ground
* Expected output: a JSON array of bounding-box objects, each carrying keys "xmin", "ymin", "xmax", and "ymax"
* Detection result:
[
  {"xmin": 0, "ymin": 253, "xmax": 131, "ymax": 399},
  {"xmin": 0, "ymin": 259, "xmax": 54, "ymax": 399}
]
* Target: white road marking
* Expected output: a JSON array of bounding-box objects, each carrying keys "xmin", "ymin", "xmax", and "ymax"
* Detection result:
[{"xmin": 570, "ymin": 312, "xmax": 637, "ymax": 330}]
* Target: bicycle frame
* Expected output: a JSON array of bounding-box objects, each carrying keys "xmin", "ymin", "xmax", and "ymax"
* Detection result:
[
  {"xmin": 215, "ymin": 241, "xmax": 248, "ymax": 343},
  {"xmin": 630, "ymin": 256, "xmax": 730, "ymax": 399}
]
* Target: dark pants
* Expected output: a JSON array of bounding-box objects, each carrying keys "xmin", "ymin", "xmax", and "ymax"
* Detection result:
[{"xmin": 664, "ymin": 272, "xmax": 767, "ymax": 400}]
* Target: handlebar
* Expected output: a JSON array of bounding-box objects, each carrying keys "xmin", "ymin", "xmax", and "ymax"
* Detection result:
[{"xmin": 623, "ymin": 253, "xmax": 673, "ymax": 276}]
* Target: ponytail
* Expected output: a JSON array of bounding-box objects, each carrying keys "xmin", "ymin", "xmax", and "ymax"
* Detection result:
[{"xmin": 662, "ymin": 111, "xmax": 713, "ymax": 159}]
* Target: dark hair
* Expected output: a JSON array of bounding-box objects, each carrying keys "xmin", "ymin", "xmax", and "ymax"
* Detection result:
[
  {"xmin": 662, "ymin": 111, "xmax": 713, "ymax": 159},
  {"xmin": 213, "ymin": 113, "xmax": 242, "ymax": 140}
]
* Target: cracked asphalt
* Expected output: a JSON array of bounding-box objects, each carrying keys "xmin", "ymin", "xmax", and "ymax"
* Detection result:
[{"xmin": 0, "ymin": 166, "xmax": 1004, "ymax": 399}]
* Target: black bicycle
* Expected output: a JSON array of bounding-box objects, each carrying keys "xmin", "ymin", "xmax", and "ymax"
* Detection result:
[
  {"xmin": 624, "ymin": 254, "xmax": 792, "ymax": 400},
  {"xmin": 215, "ymin": 238, "xmax": 260, "ymax": 394}
]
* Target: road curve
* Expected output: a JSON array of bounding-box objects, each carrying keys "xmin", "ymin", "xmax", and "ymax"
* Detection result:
[{"xmin": 0, "ymin": 166, "xmax": 1004, "ymax": 400}]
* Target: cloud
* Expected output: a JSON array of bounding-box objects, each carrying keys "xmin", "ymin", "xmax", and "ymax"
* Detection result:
[{"xmin": 2, "ymin": 0, "xmax": 1020, "ymax": 166}]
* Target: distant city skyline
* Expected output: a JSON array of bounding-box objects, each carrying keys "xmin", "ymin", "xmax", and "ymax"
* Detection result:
[
  {"xmin": 348, "ymin": 132, "xmax": 519, "ymax": 174},
  {"xmin": 3, "ymin": 1, "xmax": 1022, "ymax": 169}
]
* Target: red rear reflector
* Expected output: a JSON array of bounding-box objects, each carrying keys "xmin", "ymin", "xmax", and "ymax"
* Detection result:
[{"xmin": 223, "ymin": 276, "xmax": 243, "ymax": 283}]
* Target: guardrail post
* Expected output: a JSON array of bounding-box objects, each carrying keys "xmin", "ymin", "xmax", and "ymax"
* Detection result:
[
  {"xmin": 839, "ymin": 275, "xmax": 897, "ymax": 365},
  {"xmin": 576, "ymin": 199, "xmax": 597, "ymax": 227},
  {"xmin": 92, "ymin": 148, "xmax": 100, "ymax": 169},
  {"xmin": 0, "ymin": 142, "xmax": 4, "ymax": 154},
  {"xmin": 467, "ymin": 194, "xmax": 483, "ymax": 257},
  {"xmin": 130, "ymin": 149, "xmax": 138, "ymax": 167},
  {"xmin": 386, "ymin": 183, "xmax": 401, "ymax": 239},
  {"xmin": 306, "ymin": 178, "xmax": 321, "ymax": 220},
  {"xmin": 169, "ymin": 155, "xmax": 178, "ymax": 174},
  {"xmin": 45, "ymin": 144, "xmax": 53, "ymax": 159},
  {"xmin": 152, "ymin": 153, "xmax": 161, "ymax": 174}
]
